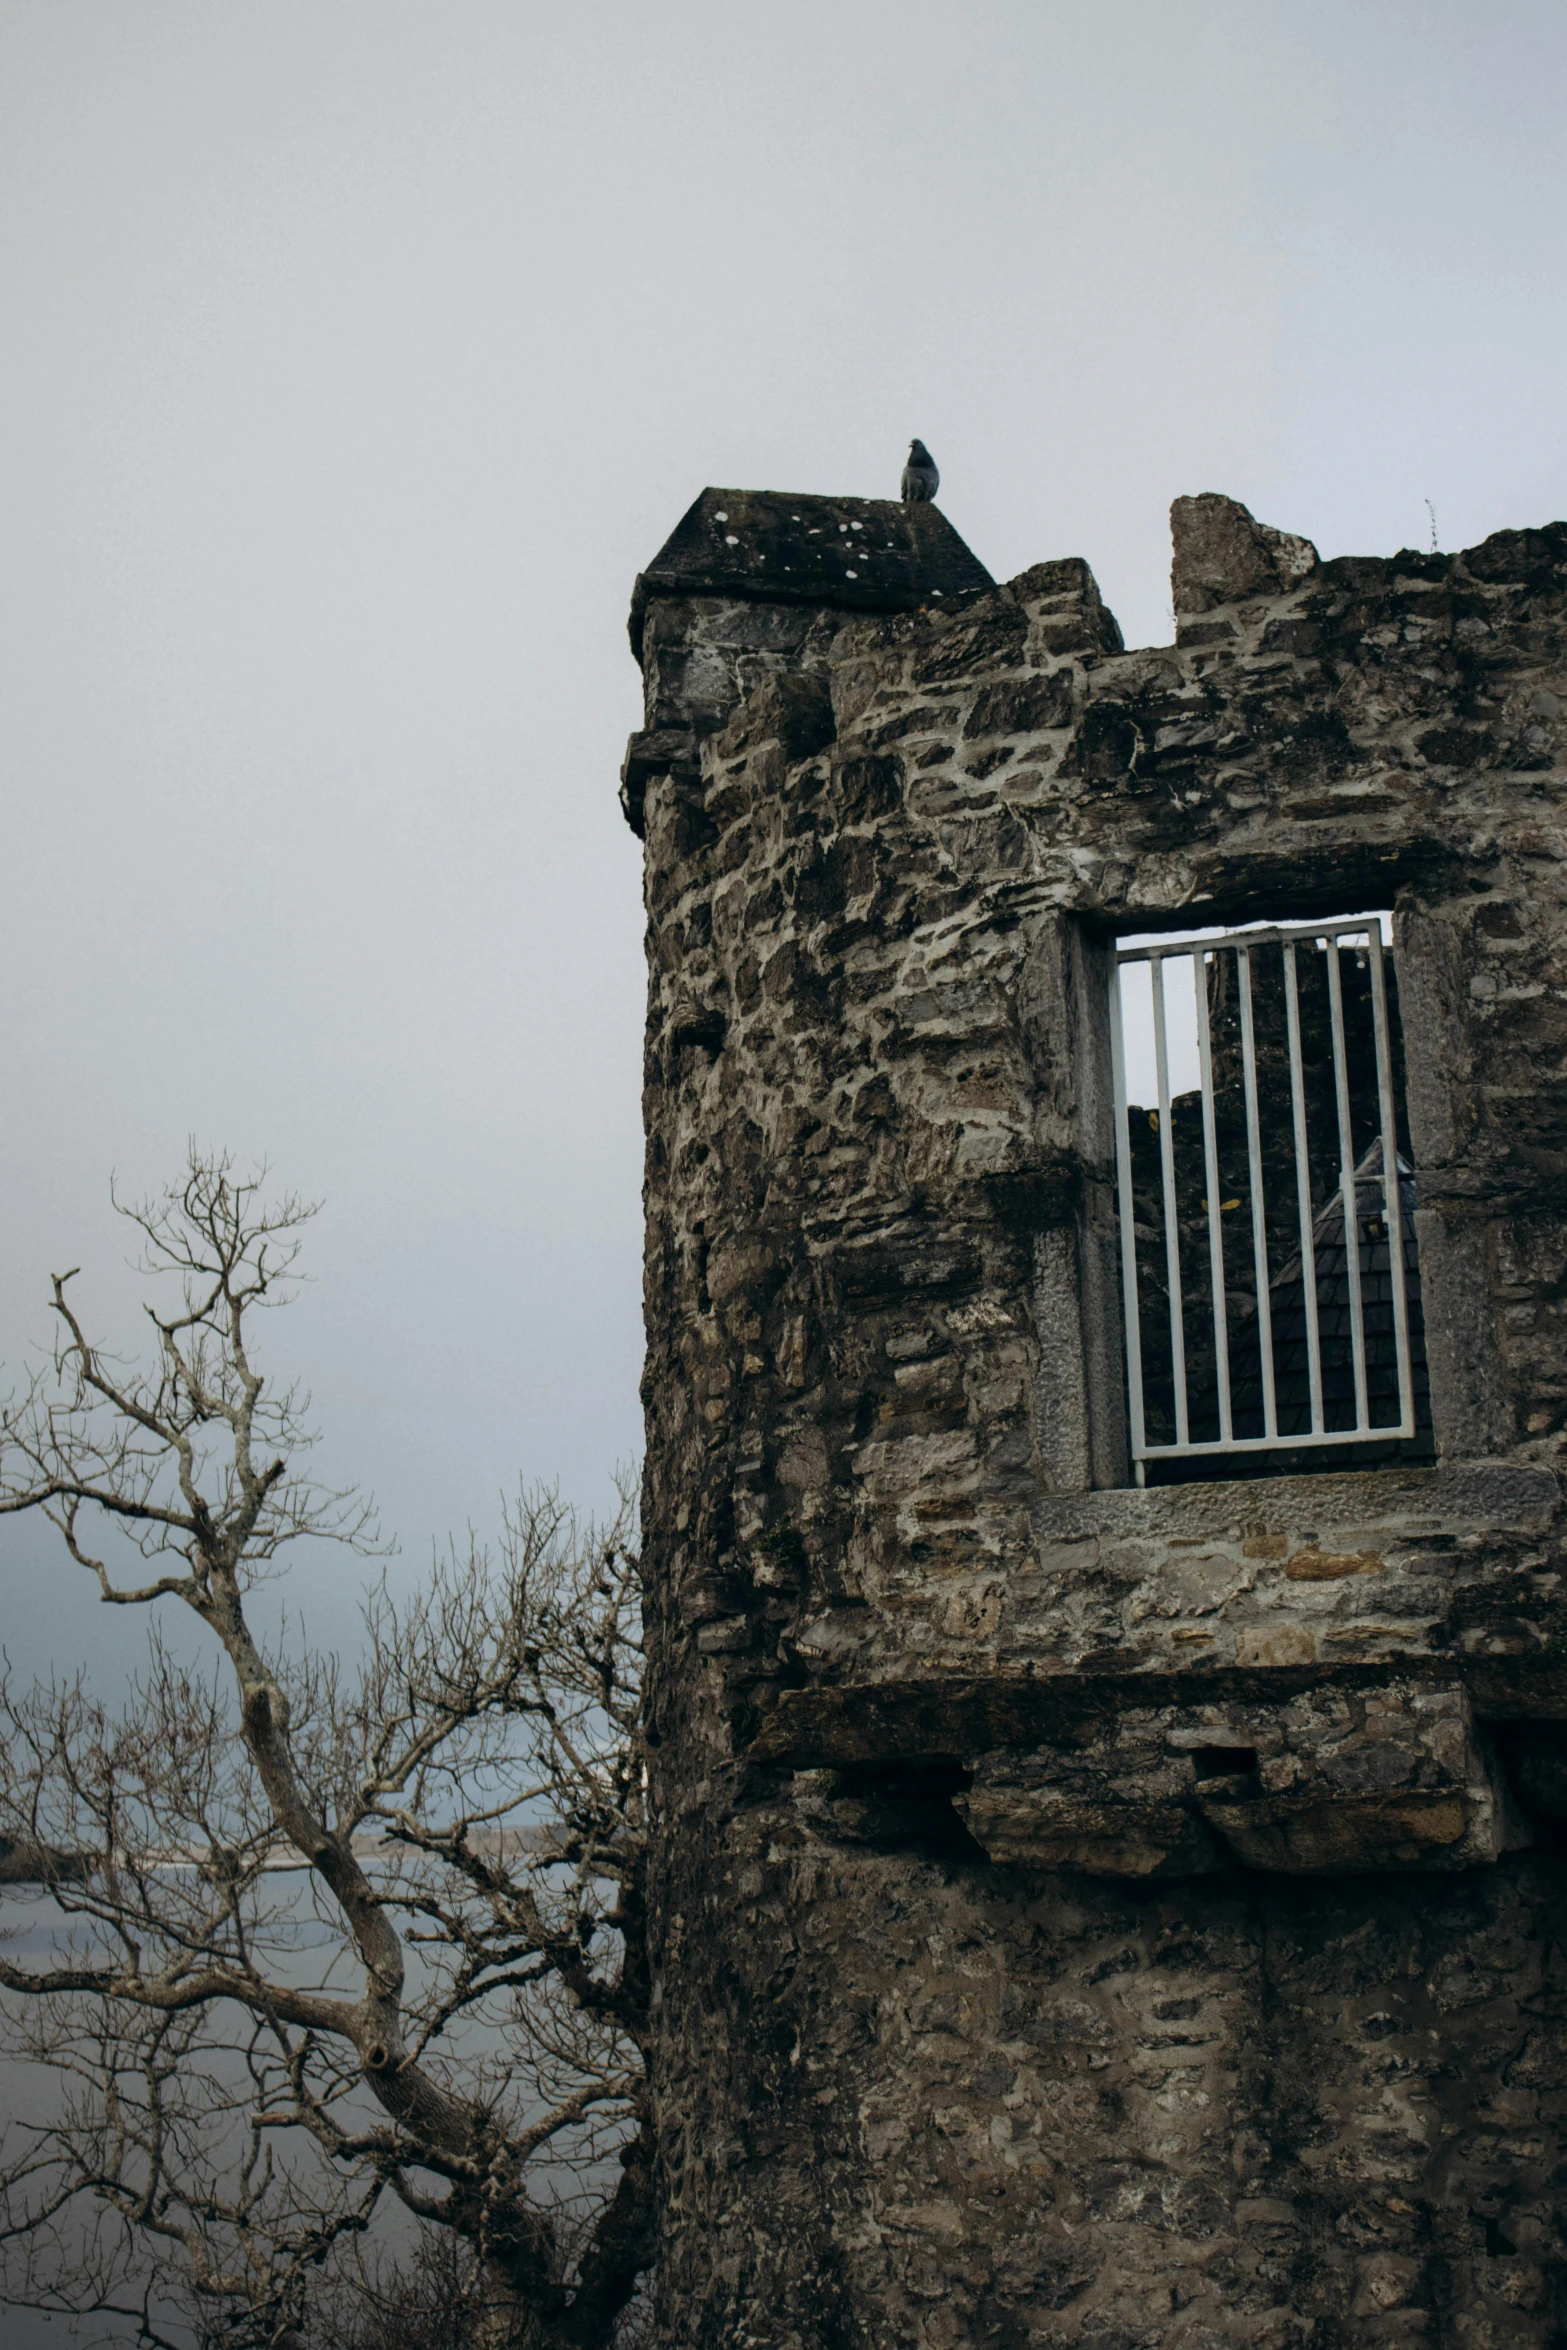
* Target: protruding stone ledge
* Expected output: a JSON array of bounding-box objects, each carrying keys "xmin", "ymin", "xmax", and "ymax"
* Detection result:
[
  {"xmin": 957, "ymin": 1682, "xmax": 1529, "ymax": 1878},
  {"xmin": 748, "ymin": 1651, "xmax": 1567, "ymax": 1771},
  {"xmin": 1034, "ymin": 1459, "xmax": 1558, "ymax": 1547},
  {"xmin": 619, "ymin": 725, "xmax": 700, "ymax": 836}
]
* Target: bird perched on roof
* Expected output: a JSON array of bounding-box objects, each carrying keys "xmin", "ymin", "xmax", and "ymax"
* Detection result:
[{"xmin": 901, "ymin": 439, "xmax": 939, "ymax": 503}]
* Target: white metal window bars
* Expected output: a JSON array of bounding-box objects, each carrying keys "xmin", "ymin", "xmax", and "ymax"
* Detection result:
[{"xmin": 1108, "ymin": 916, "xmax": 1417, "ymax": 1483}]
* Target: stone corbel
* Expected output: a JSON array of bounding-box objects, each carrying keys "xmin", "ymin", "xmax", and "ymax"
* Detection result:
[{"xmin": 958, "ymin": 1681, "xmax": 1531, "ymax": 1877}]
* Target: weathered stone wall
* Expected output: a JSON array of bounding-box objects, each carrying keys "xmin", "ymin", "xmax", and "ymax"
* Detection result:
[
  {"xmin": 630, "ymin": 495, "xmax": 1567, "ymax": 2345},
  {"xmin": 652, "ymin": 1812, "xmax": 1567, "ymax": 2346}
]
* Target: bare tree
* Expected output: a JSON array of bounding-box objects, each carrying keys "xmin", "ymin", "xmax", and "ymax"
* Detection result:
[{"xmin": 0, "ymin": 1151, "xmax": 651, "ymax": 2349}]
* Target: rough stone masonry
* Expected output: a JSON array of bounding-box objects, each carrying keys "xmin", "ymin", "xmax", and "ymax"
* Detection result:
[{"xmin": 623, "ymin": 484, "xmax": 1567, "ymax": 2346}]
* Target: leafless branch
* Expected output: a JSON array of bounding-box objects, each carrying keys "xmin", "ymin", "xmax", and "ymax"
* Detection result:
[{"xmin": 0, "ymin": 1150, "xmax": 651, "ymax": 2349}]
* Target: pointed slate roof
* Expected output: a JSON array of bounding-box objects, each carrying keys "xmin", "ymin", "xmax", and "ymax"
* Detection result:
[{"xmin": 628, "ymin": 487, "xmax": 994, "ymax": 657}]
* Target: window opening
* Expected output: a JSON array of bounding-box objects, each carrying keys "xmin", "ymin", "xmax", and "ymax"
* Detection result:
[{"xmin": 1108, "ymin": 915, "xmax": 1431, "ymax": 1484}]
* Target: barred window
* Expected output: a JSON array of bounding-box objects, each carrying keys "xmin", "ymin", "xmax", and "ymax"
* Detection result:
[{"xmin": 1109, "ymin": 916, "xmax": 1431, "ymax": 1486}]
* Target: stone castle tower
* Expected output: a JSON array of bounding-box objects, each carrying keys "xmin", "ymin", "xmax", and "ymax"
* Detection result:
[{"xmin": 622, "ymin": 484, "xmax": 1567, "ymax": 2345}]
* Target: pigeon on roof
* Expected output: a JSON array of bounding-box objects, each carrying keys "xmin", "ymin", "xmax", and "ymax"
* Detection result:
[{"xmin": 901, "ymin": 439, "xmax": 939, "ymax": 503}]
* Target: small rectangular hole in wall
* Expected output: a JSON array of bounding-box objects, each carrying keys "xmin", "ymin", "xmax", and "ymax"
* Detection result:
[
  {"xmin": 1110, "ymin": 914, "xmax": 1432, "ymax": 1485},
  {"xmin": 1190, "ymin": 1746, "xmax": 1259, "ymax": 1782}
]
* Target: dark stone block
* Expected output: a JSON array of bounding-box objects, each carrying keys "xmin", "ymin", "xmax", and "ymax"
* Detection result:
[
  {"xmin": 961, "ymin": 671, "xmax": 1074, "ymax": 739},
  {"xmin": 1171, "ymin": 490, "xmax": 1318, "ymax": 615}
]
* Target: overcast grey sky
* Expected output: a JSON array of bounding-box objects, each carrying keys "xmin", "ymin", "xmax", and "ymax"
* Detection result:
[{"xmin": 1, "ymin": 0, "xmax": 1564, "ymax": 1688}]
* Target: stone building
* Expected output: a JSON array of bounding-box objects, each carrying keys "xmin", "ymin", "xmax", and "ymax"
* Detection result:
[{"xmin": 622, "ymin": 483, "xmax": 1567, "ymax": 2346}]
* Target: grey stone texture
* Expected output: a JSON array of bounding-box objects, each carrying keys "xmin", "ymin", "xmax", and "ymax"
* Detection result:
[
  {"xmin": 626, "ymin": 489, "xmax": 1567, "ymax": 2344},
  {"xmin": 622, "ymin": 490, "xmax": 996, "ymax": 833}
]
